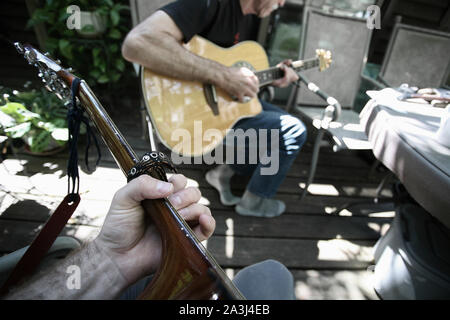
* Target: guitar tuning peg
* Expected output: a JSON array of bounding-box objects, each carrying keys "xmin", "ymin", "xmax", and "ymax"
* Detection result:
[
  {"xmin": 14, "ymin": 42, "xmax": 24, "ymax": 54},
  {"xmin": 55, "ymin": 59, "xmax": 61, "ymax": 65},
  {"xmin": 44, "ymin": 52, "xmax": 50, "ymax": 57},
  {"xmin": 67, "ymin": 67, "xmax": 73, "ymax": 72},
  {"xmin": 24, "ymin": 50, "xmax": 37, "ymax": 64}
]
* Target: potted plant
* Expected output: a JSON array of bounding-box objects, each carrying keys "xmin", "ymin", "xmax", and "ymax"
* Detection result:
[
  {"xmin": 27, "ymin": 0, "xmax": 132, "ymax": 87},
  {"xmin": 0, "ymin": 86, "xmax": 69, "ymax": 155}
]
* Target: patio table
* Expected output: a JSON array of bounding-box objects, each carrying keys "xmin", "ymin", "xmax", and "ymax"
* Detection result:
[{"xmin": 360, "ymin": 88, "xmax": 450, "ymax": 229}]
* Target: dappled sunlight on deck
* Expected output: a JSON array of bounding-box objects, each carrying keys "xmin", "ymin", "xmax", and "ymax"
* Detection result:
[
  {"xmin": 295, "ymin": 270, "xmax": 377, "ymax": 300},
  {"xmin": 0, "ymin": 113, "xmax": 395, "ymax": 300},
  {"xmin": 299, "ymin": 182, "xmax": 339, "ymax": 196},
  {"xmin": 316, "ymin": 239, "xmax": 373, "ymax": 263}
]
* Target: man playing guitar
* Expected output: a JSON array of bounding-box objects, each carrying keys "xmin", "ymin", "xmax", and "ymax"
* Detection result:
[{"xmin": 122, "ymin": 0, "xmax": 306, "ymax": 218}]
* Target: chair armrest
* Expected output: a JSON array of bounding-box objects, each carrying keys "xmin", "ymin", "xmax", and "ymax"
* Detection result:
[
  {"xmin": 361, "ymin": 73, "xmax": 386, "ymax": 90},
  {"xmin": 376, "ymin": 74, "xmax": 391, "ymax": 87}
]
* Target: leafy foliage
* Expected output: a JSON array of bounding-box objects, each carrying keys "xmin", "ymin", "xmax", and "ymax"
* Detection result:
[
  {"xmin": 0, "ymin": 86, "xmax": 69, "ymax": 153},
  {"xmin": 28, "ymin": 0, "xmax": 132, "ymax": 87}
]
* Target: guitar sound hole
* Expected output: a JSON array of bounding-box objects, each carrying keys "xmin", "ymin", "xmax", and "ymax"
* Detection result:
[{"xmin": 232, "ymin": 61, "xmax": 255, "ymax": 71}]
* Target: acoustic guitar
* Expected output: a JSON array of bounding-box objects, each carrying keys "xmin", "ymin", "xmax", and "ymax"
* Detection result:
[{"xmin": 141, "ymin": 35, "xmax": 332, "ymax": 157}]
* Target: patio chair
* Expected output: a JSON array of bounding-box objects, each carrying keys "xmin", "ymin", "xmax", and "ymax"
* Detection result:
[
  {"xmin": 286, "ymin": 6, "xmax": 374, "ymax": 201},
  {"xmin": 362, "ymin": 20, "xmax": 450, "ymax": 90},
  {"xmin": 287, "ymin": 7, "xmax": 450, "ymax": 206}
]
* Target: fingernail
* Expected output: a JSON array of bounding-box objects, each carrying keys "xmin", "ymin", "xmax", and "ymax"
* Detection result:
[{"xmin": 157, "ymin": 181, "xmax": 172, "ymax": 193}]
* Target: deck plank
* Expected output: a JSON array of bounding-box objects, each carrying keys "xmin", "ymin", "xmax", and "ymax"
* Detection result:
[
  {"xmin": 205, "ymin": 236, "xmax": 375, "ymax": 269},
  {"xmin": 211, "ymin": 210, "xmax": 391, "ymax": 240}
]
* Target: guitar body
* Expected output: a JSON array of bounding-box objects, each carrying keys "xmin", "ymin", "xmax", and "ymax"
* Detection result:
[{"xmin": 141, "ymin": 36, "xmax": 268, "ymax": 157}]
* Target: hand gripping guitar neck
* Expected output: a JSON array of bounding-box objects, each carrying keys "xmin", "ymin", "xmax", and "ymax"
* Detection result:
[{"xmin": 14, "ymin": 42, "xmax": 245, "ymax": 300}]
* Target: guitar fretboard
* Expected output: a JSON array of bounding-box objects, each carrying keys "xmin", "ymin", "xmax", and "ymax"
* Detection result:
[{"xmin": 255, "ymin": 58, "xmax": 319, "ymax": 86}]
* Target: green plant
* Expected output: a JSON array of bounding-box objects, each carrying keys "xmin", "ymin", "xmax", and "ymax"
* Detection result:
[
  {"xmin": 0, "ymin": 85, "xmax": 69, "ymax": 153},
  {"xmin": 28, "ymin": 0, "xmax": 131, "ymax": 87}
]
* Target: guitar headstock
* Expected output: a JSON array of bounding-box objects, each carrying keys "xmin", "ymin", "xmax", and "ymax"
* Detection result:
[
  {"xmin": 316, "ymin": 49, "xmax": 332, "ymax": 71},
  {"xmin": 14, "ymin": 42, "xmax": 76, "ymax": 101}
]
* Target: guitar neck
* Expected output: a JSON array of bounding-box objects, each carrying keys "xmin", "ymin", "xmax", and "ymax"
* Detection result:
[
  {"xmin": 255, "ymin": 57, "xmax": 319, "ymax": 87},
  {"xmin": 77, "ymin": 81, "xmax": 244, "ymax": 300}
]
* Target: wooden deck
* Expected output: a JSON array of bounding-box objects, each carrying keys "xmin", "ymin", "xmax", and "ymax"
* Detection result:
[{"xmin": 0, "ymin": 101, "xmax": 395, "ymax": 300}]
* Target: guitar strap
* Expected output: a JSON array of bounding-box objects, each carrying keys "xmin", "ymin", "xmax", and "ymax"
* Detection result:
[
  {"xmin": 0, "ymin": 78, "xmax": 100, "ymax": 296},
  {"xmin": 0, "ymin": 194, "xmax": 80, "ymax": 296}
]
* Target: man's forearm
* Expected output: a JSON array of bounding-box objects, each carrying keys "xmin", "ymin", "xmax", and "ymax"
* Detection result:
[
  {"xmin": 123, "ymin": 32, "xmax": 228, "ymax": 86},
  {"xmin": 4, "ymin": 241, "xmax": 128, "ymax": 300}
]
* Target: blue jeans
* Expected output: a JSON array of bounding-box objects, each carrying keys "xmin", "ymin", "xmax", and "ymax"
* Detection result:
[{"xmin": 226, "ymin": 100, "xmax": 307, "ymax": 198}]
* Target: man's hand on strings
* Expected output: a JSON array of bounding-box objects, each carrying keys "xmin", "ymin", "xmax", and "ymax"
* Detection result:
[
  {"xmin": 94, "ymin": 174, "xmax": 215, "ymax": 286},
  {"xmin": 272, "ymin": 59, "xmax": 298, "ymax": 88},
  {"xmin": 220, "ymin": 66, "xmax": 259, "ymax": 103}
]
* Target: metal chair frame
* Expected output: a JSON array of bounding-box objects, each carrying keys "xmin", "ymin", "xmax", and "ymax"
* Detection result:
[{"xmin": 286, "ymin": 6, "xmax": 377, "ymax": 201}]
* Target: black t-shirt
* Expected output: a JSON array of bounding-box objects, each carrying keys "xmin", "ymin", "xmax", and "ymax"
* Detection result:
[{"xmin": 160, "ymin": 0, "xmax": 260, "ymax": 48}]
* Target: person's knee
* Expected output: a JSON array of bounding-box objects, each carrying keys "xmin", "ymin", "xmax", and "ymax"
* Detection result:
[
  {"xmin": 247, "ymin": 259, "xmax": 294, "ymax": 287},
  {"xmin": 259, "ymin": 259, "xmax": 294, "ymax": 282},
  {"xmin": 233, "ymin": 259, "xmax": 295, "ymax": 300}
]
